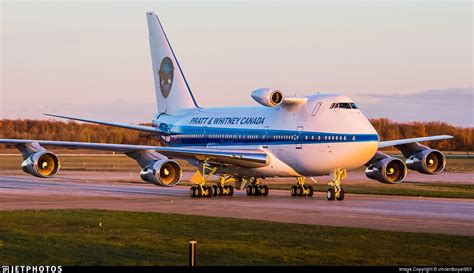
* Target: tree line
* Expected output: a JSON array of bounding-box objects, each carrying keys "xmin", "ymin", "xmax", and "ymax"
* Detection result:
[{"xmin": 0, "ymin": 118, "xmax": 472, "ymax": 150}]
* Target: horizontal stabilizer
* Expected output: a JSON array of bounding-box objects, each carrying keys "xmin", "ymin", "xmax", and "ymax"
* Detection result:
[{"xmin": 44, "ymin": 113, "xmax": 162, "ymax": 134}]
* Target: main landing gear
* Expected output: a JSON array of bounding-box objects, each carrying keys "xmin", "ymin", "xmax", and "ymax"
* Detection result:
[
  {"xmin": 189, "ymin": 164, "xmax": 234, "ymax": 198},
  {"xmin": 290, "ymin": 177, "xmax": 314, "ymax": 197},
  {"xmin": 326, "ymin": 168, "xmax": 346, "ymax": 201},
  {"xmin": 246, "ymin": 177, "xmax": 269, "ymax": 197},
  {"xmin": 211, "ymin": 175, "xmax": 234, "ymax": 197}
]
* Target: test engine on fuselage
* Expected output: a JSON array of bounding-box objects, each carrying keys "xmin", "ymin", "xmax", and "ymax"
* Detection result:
[{"xmin": 251, "ymin": 88, "xmax": 284, "ymax": 107}]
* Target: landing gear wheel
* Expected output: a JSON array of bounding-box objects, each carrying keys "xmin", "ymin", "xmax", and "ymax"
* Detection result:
[
  {"xmin": 307, "ymin": 186, "xmax": 314, "ymax": 197},
  {"xmin": 252, "ymin": 185, "xmax": 261, "ymax": 196},
  {"xmin": 303, "ymin": 186, "xmax": 310, "ymax": 197},
  {"xmin": 205, "ymin": 186, "xmax": 212, "ymax": 198},
  {"xmin": 190, "ymin": 186, "xmax": 196, "ymax": 197},
  {"xmin": 212, "ymin": 185, "xmax": 218, "ymax": 197},
  {"xmin": 262, "ymin": 185, "xmax": 269, "ymax": 196},
  {"xmin": 217, "ymin": 185, "xmax": 224, "ymax": 196},
  {"xmin": 246, "ymin": 185, "xmax": 253, "ymax": 196},
  {"xmin": 296, "ymin": 186, "xmax": 304, "ymax": 197},
  {"xmin": 195, "ymin": 186, "xmax": 203, "ymax": 198},
  {"xmin": 228, "ymin": 185, "xmax": 234, "ymax": 196},
  {"xmin": 290, "ymin": 186, "xmax": 297, "ymax": 197},
  {"xmin": 327, "ymin": 188, "xmax": 335, "ymax": 200},
  {"xmin": 336, "ymin": 188, "xmax": 345, "ymax": 201}
]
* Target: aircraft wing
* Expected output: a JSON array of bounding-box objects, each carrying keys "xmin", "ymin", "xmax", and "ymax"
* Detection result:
[
  {"xmin": 378, "ymin": 135, "xmax": 453, "ymax": 148},
  {"xmin": 0, "ymin": 139, "xmax": 269, "ymax": 168}
]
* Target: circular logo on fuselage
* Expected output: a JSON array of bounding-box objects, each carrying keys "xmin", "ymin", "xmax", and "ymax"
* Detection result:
[{"xmin": 158, "ymin": 57, "xmax": 174, "ymax": 98}]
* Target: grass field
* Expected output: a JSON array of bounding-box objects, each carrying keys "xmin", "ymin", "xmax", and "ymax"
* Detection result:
[{"xmin": 0, "ymin": 210, "xmax": 472, "ymax": 266}]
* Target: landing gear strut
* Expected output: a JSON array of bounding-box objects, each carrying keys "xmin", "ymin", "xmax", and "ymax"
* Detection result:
[
  {"xmin": 245, "ymin": 177, "xmax": 269, "ymax": 197},
  {"xmin": 189, "ymin": 163, "xmax": 235, "ymax": 198},
  {"xmin": 290, "ymin": 177, "xmax": 314, "ymax": 197},
  {"xmin": 327, "ymin": 168, "xmax": 346, "ymax": 201},
  {"xmin": 190, "ymin": 163, "xmax": 217, "ymax": 198}
]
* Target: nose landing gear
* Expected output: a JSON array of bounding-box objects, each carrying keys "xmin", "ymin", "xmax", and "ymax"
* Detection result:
[
  {"xmin": 327, "ymin": 168, "xmax": 346, "ymax": 201},
  {"xmin": 290, "ymin": 177, "xmax": 314, "ymax": 197}
]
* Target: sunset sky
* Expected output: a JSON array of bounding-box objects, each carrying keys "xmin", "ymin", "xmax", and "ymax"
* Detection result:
[{"xmin": 1, "ymin": 1, "xmax": 472, "ymax": 126}]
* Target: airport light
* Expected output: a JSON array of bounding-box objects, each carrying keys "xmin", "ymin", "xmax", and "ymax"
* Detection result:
[{"xmin": 189, "ymin": 240, "xmax": 197, "ymax": 266}]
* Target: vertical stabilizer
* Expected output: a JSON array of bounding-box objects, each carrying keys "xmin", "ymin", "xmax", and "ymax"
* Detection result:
[{"xmin": 146, "ymin": 12, "xmax": 199, "ymax": 115}]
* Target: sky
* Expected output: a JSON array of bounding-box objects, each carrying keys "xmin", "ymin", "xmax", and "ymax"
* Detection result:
[{"xmin": 1, "ymin": 1, "xmax": 472, "ymax": 126}]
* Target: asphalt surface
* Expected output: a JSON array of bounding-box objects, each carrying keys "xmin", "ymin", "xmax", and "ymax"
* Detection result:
[{"xmin": 1, "ymin": 174, "xmax": 473, "ymax": 236}]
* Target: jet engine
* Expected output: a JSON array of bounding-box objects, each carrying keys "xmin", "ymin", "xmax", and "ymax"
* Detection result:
[
  {"xmin": 21, "ymin": 151, "xmax": 61, "ymax": 178},
  {"xmin": 140, "ymin": 159, "xmax": 182, "ymax": 187},
  {"xmin": 405, "ymin": 149, "xmax": 446, "ymax": 174},
  {"xmin": 365, "ymin": 157, "xmax": 407, "ymax": 184},
  {"xmin": 251, "ymin": 88, "xmax": 284, "ymax": 107}
]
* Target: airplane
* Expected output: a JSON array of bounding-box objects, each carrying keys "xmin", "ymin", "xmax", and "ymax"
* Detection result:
[{"xmin": 0, "ymin": 11, "xmax": 453, "ymax": 200}]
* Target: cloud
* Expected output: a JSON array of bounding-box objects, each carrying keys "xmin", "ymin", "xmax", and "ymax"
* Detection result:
[{"xmin": 354, "ymin": 88, "xmax": 473, "ymax": 127}]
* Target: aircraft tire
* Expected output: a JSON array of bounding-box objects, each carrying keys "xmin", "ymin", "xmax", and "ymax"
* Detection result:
[
  {"xmin": 290, "ymin": 186, "xmax": 297, "ymax": 197},
  {"xmin": 336, "ymin": 188, "xmax": 345, "ymax": 201},
  {"xmin": 262, "ymin": 185, "xmax": 269, "ymax": 196},
  {"xmin": 212, "ymin": 185, "xmax": 218, "ymax": 196},
  {"xmin": 246, "ymin": 185, "xmax": 253, "ymax": 196},
  {"xmin": 307, "ymin": 186, "xmax": 314, "ymax": 197},
  {"xmin": 327, "ymin": 188, "xmax": 335, "ymax": 200}
]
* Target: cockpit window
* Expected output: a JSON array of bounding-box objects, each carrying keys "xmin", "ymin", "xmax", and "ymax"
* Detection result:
[
  {"xmin": 338, "ymin": 103, "xmax": 351, "ymax": 109},
  {"xmin": 330, "ymin": 102, "xmax": 358, "ymax": 109}
]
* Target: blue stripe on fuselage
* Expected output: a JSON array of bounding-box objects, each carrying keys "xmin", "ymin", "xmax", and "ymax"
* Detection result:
[{"xmin": 161, "ymin": 125, "xmax": 379, "ymax": 146}]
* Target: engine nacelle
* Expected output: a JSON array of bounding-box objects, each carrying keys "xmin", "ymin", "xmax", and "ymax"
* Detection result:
[
  {"xmin": 21, "ymin": 151, "xmax": 60, "ymax": 178},
  {"xmin": 251, "ymin": 88, "xmax": 284, "ymax": 107},
  {"xmin": 365, "ymin": 157, "xmax": 407, "ymax": 184},
  {"xmin": 140, "ymin": 159, "xmax": 182, "ymax": 187},
  {"xmin": 405, "ymin": 149, "xmax": 446, "ymax": 174}
]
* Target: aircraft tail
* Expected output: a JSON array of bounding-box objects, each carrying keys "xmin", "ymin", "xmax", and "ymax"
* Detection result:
[{"xmin": 146, "ymin": 12, "xmax": 199, "ymax": 115}]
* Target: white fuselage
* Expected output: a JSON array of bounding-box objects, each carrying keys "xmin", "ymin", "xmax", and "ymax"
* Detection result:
[{"xmin": 153, "ymin": 94, "xmax": 379, "ymax": 177}]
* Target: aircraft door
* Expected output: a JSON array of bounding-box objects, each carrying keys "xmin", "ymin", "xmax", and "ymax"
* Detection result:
[
  {"xmin": 311, "ymin": 102, "xmax": 322, "ymax": 116},
  {"xmin": 296, "ymin": 126, "xmax": 303, "ymax": 149},
  {"xmin": 263, "ymin": 126, "xmax": 269, "ymax": 148}
]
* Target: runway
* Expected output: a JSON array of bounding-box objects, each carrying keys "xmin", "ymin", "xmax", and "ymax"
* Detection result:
[{"xmin": 1, "ymin": 174, "xmax": 473, "ymax": 236}]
